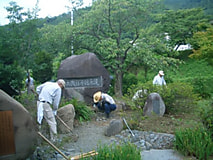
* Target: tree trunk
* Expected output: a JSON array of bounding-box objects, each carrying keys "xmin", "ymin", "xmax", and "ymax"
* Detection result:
[
  {"xmin": 114, "ymin": 71, "xmax": 123, "ymax": 97},
  {"xmin": 144, "ymin": 66, "xmax": 148, "ymax": 81}
]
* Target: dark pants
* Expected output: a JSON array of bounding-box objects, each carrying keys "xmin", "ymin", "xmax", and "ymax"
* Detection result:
[{"xmin": 96, "ymin": 102, "xmax": 116, "ymax": 115}]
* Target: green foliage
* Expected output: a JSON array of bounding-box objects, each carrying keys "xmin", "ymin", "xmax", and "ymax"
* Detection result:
[
  {"xmin": 169, "ymin": 59, "xmax": 213, "ymax": 98},
  {"xmin": 0, "ymin": 63, "xmax": 25, "ymax": 95},
  {"xmin": 37, "ymin": 22, "xmax": 72, "ymax": 57},
  {"xmin": 52, "ymin": 52, "xmax": 66, "ymax": 80},
  {"xmin": 82, "ymin": 142, "xmax": 141, "ymax": 160},
  {"xmin": 192, "ymin": 76, "xmax": 212, "ymax": 98},
  {"xmin": 32, "ymin": 51, "xmax": 53, "ymax": 83},
  {"xmin": 122, "ymin": 73, "xmax": 138, "ymax": 95},
  {"xmin": 157, "ymin": 8, "xmax": 208, "ymax": 47},
  {"xmin": 189, "ymin": 26, "xmax": 213, "ymax": 66},
  {"xmin": 60, "ymin": 98, "xmax": 94, "ymax": 122},
  {"xmin": 126, "ymin": 81, "xmax": 198, "ymax": 113},
  {"xmin": 164, "ymin": 0, "xmax": 213, "ymax": 16},
  {"xmin": 198, "ymin": 99, "xmax": 213, "ymax": 136},
  {"xmin": 73, "ymin": 0, "xmax": 163, "ymax": 96},
  {"xmin": 5, "ymin": 1, "xmax": 27, "ymax": 23},
  {"xmin": 174, "ymin": 127, "xmax": 213, "ymax": 160}
]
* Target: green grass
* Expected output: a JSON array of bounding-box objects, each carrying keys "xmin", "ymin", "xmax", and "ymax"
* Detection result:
[
  {"xmin": 174, "ymin": 127, "xmax": 213, "ymax": 160},
  {"xmin": 82, "ymin": 142, "xmax": 141, "ymax": 160}
]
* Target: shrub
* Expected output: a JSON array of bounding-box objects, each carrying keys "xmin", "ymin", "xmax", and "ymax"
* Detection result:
[
  {"xmin": 125, "ymin": 81, "xmax": 198, "ymax": 113},
  {"xmin": 82, "ymin": 142, "xmax": 141, "ymax": 160},
  {"xmin": 198, "ymin": 98, "xmax": 213, "ymax": 136},
  {"xmin": 174, "ymin": 127, "xmax": 213, "ymax": 160},
  {"xmin": 60, "ymin": 98, "xmax": 94, "ymax": 122},
  {"xmin": 169, "ymin": 59, "xmax": 213, "ymax": 99},
  {"xmin": 123, "ymin": 73, "xmax": 138, "ymax": 95},
  {"xmin": 192, "ymin": 76, "xmax": 212, "ymax": 98}
]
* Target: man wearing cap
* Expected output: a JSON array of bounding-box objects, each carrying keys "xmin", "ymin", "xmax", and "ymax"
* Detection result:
[
  {"xmin": 93, "ymin": 91, "xmax": 116, "ymax": 118},
  {"xmin": 153, "ymin": 70, "xmax": 166, "ymax": 86},
  {"xmin": 36, "ymin": 79, "xmax": 65, "ymax": 142}
]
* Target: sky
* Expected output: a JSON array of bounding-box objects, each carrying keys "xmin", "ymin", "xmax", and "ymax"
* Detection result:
[{"xmin": 0, "ymin": 0, "xmax": 92, "ymax": 26}]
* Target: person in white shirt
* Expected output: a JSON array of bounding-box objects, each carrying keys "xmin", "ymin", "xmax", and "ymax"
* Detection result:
[
  {"xmin": 25, "ymin": 75, "xmax": 35, "ymax": 94},
  {"xmin": 93, "ymin": 91, "xmax": 117, "ymax": 118},
  {"xmin": 36, "ymin": 79, "xmax": 65, "ymax": 142},
  {"xmin": 153, "ymin": 70, "xmax": 166, "ymax": 86}
]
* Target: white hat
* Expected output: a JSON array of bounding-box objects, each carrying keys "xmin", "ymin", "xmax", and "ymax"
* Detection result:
[
  {"xmin": 159, "ymin": 70, "xmax": 164, "ymax": 75},
  {"xmin": 58, "ymin": 79, "xmax": 66, "ymax": 88}
]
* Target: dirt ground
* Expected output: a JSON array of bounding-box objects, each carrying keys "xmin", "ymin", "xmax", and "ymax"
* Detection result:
[{"xmin": 58, "ymin": 112, "xmax": 120, "ymax": 158}]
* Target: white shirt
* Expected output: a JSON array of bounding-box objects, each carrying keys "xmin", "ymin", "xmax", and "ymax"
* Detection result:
[
  {"xmin": 153, "ymin": 74, "xmax": 166, "ymax": 85},
  {"xmin": 36, "ymin": 82, "xmax": 62, "ymax": 111},
  {"xmin": 101, "ymin": 93, "xmax": 115, "ymax": 104},
  {"xmin": 25, "ymin": 77, "xmax": 34, "ymax": 86}
]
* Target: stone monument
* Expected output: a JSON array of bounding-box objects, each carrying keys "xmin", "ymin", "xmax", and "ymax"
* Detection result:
[
  {"xmin": 57, "ymin": 52, "xmax": 111, "ymax": 104},
  {"xmin": 143, "ymin": 92, "xmax": 166, "ymax": 116},
  {"xmin": 0, "ymin": 89, "xmax": 37, "ymax": 160}
]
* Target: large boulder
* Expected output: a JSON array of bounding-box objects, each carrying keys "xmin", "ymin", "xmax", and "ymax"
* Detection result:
[
  {"xmin": 143, "ymin": 93, "xmax": 166, "ymax": 117},
  {"xmin": 57, "ymin": 53, "xmax": 111, "ymax": 104},
  {"xmin": 0, "ymin": 89, "xmax": 37, "ymax": 160},
  {"xmin": 57, "ymin": 104, "xmax": 75, "ymax": 134}
]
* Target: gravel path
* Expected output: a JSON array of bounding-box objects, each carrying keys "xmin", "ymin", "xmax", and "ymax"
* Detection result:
[
  {"xmin": 63, "ymin": 119, "xmax": 113, "ymax": 157},
  {"xmin": 33, "ymin": 112, "xmax": 184, "ymax": 160}
]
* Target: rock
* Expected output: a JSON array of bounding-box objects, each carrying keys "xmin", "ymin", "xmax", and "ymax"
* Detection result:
[
  {"xmin": 143, "ymin": 93, "xmax": 165, "ymax": 116},
  {"xmin": 105, "ymin": 119, "xmax": 123, "ymax": 137},
  {"xmin": 57, "ymin": 104, "xmax": 75, "ymax": 133},
  {"xmin": 115, "ymin": 100, "xmax": 126, "ymax": 111},
  {"xmin": 0, "ymin": 89, "xmax": 37, "ymax": 160},
  {"xmin": 57, "ymin": 52, "xmax": 111, "ymax": 104}
]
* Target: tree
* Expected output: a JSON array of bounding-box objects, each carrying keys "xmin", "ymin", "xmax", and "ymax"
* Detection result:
[
  {"xmin": 5, "ymin": 1, "xmax": 27, "ymax": 23},
  {"xmin": 156, "ymin": 8, "xmax": 208, "ymax": 50},
  {"xmin": 73, "ymin": 0, "xmax": 163, "ymax": 97},
  {"xmin": 127, "ymin": 28, "xmax": 181, "ymax": 81},
  {"xmin": 0, "ymin": 25, "xmax": 25, "ymax": 95},
  {"xmin": 0, "ymin": 1, "xmax": 39, "ymax": 95},
  {"xmin": 32, "ymin": 51, "xmax": 53, "ymax": 83},
  {"xmin": 189, "ymin": 25, "xmax": 213, "ymax": 65},
  {"xmin": 37, "ymin": 22, "xmax": 72, "ymax": 56}
]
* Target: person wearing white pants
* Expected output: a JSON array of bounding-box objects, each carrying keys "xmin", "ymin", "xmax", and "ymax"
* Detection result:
[{"xmin": 36, "ymin": 79, "xmax": 65, "ymax": 142}]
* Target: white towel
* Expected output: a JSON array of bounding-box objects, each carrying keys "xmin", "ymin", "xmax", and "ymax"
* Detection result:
[{"xmin": 37, "ymin": 101, "xmax": 44, "ymax": 124}]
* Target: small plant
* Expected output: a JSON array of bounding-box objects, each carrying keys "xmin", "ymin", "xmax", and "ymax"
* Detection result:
[
  {"xmin": 60, "ymin": 98, "xmax": 94, "ymax": 122},
  {"xmin": 82, "ymin": 142, "xmax": 141, "ymax": 160},
  {"xmin": 174, "ymin": 127, "xmax": 213, "ymax": 160}
]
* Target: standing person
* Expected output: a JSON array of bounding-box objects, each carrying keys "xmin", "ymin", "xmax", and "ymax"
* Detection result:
[
  {"xmin": 153, "ymin": 70, "xmax": 166, "ymax": 86},
  {"xmin": 25, "ymin": 74, "xmax": 35, "ymax": 94},
  {"xmin": 93, "ymin": 91, "xmax": 117, "ymax": 118},
  {"xmin": 36, "ymin": 79, "xmax": 65, "ymax": 142}
]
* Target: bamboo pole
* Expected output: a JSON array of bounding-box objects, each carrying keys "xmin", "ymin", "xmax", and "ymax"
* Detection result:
[
  {"xmin": 56, "ymin": 115, "xmax": 72, "ymax": 132},
  {"xmin": 70, "ymin": 150, "xmax": 98, "ymax": 160},
  {"xmin": 37, "ymin": 132, "xmax": 69, "ymax": 160}
]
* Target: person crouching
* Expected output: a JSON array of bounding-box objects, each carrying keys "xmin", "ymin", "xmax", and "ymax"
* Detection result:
[{"xmin": 93, "ymin": 91, "xmax": 116, "ymax": 118}]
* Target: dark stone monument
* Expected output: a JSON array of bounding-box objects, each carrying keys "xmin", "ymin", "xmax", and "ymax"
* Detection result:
[
  {"xmin": 0, "ymin": 89, "xmax": 37, "ymax": 160},
  {"xmin": 143, "ymin": 92, "xmax": 166, "ymax": 117},
  {"xmin": 57, "ymin": 52, "xmax": 111, "ymax": 104}
]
